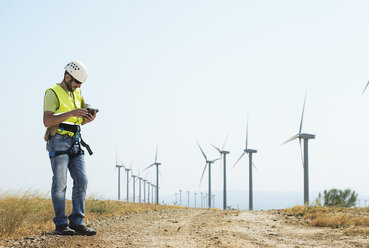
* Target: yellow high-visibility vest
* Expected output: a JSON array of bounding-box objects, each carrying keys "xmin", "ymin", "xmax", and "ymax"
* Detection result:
[{"xmin": 46, "ymin": 84, "xmax": 83, "ymax": 136}]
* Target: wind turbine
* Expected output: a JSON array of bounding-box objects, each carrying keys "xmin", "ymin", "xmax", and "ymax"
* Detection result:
[
  {"xmin": 198, "ymin": 142, "xmax": 221, "ymax": 209},
  {"xmin": 187, "ymin": 191, "xmax": 190, "ymax": 207},
  {"xmin": 131, "ymin": 174, "xmax": 137, "ymax": 203},
  {"xmin": 233, "ymin": 116, "xmax": 258, "ymax": 210},
  {"xmin": 283, "ymin": 92, "xmax": 316, "ymax": 205},
  {"xmin": 137, "ymin": 176, "xmax": 143, "ymax": 203},
  {"xmin": 211, "ymin": 134, "xmax": 230, "ymax": 210},
  {"xmin": 151, "ymin": 184, "xmax": 155, "ymax": 203},
  {"xmin": 147, "ymin": 181, "xmax": 151, "ymax": 203},
  {"xmin": 115, "ymin": 159, "xmax": 123, "ymax": 201},
  {"xmin": 144, "ymin": 144, "xmax": 161, "ymax": 204},
  {"xmin": 142, "ymin": 179, "xmax": 147, "ymax": 203},
  {"xmin": 119, "ymin": 161, "xmax": 132, "ymax": 202}
]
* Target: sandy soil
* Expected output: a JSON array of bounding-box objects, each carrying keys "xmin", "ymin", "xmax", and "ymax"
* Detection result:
[{"xmin": 2, "ymin": 208, "xmax": 369, "ymax": 248}]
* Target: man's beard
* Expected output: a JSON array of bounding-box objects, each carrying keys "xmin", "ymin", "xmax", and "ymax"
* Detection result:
[{"xmin": 65, "ymin": 79, "xmax": 76, "ymax": 92}]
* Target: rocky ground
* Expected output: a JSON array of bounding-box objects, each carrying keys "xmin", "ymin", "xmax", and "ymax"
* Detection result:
[{"xmin": 1, "ymin": 208, "xmax": 369, "ymax": 247}]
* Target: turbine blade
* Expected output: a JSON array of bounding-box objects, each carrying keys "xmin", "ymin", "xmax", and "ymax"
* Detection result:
[
  {"xmin": 211, "ymin": 144, "xmax": 221, "ymax": 153},
  {"xmin": 232, "ymin": 152, "xmax": 246, "ymax": 169},
  {"xmin": 363, "ymin": 80, "xmax": 369, "ymax": 94},
  {"xmin": 155, "ymin": 143, "xmax": 158, "ymax": 163},
  {"xmin": 252, "ymin": 161, "xmax": 257, "ymax": 170},
  {"xmin": 119, "ymin": 160, "xmax": 127, "ymax": 169},
  {"xmin": 197, "ymin": 142, "xmax": 208, "ymax": 160},
  {"xmin": 299, "ymin": 91, "xmax": 307, "ymax": 134},
  {"xmin": 299, "ymin": 138, "xmax": 304, "ymax": 168},
  {"xmin": 246, "ymin": 116, "xmax": 249, "ymax": 149},
  {"xmin": 219, "ymin": 154, "xmax": 222, "ymax": 181},
  {"xmin": 200, "ymin": 163, "xmax": 208, "ymax": 185},
  {"xmin": 144, "ymin": 164, "xmax": 155, "ymax": 171},
  {"xmin": 282, "ymin": 134, "xmax": 299, "ymax": 145},
  {"xmin": 211, "ymin": 157, "xmax": 221, "ymax": 163},
  {"xmin": 222, "ymin": 131, "xmax": 230, "ymax": 150}
]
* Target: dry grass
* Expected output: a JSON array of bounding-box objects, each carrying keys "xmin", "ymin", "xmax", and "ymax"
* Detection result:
[
  {"xmin": 284, "ymin": 205, "xmax": 369, "ymax": 228},
  {"xmin": 0, "ymin": 191, "xmax": 179, "ymax": 240}
]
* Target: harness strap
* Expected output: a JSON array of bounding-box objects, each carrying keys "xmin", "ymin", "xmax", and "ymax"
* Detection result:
[
  {"xmin": 80, "ymin": 136, "xmax": 93, "ymax": 155},
  {"xmin": 49, "ymin": 149, "xmax": 85, "ymax": 159},
  {"xmin": 57, "ymin": 123, "xmax": 94, "ymax": 156}
]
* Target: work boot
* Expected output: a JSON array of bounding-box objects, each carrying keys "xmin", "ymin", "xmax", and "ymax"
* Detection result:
[
  {"xmin": 54, "ymin": 224, "xmax": 76, "ymax": 235},
  {"xmin": 69, "ymin": 225, "xmax": 97, "ymax": 236}
]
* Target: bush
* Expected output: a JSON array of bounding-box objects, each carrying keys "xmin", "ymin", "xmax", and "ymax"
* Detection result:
[{"xmin": 315, "ymin": 188, "xmax": 357, "ymax": 208}]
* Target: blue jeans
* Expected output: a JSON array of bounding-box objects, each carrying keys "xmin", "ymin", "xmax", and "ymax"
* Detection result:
[{"xmin": 47, "ymin": 134, "xmax": 88, "ymax": 227}]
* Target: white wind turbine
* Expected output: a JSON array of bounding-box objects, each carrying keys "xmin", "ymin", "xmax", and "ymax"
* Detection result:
[
  {"xmin": 211, "ymin": 134, "xmax": 230, "ymax": 210},
  {"xmin": 144, "ymin": 144, "xmax": 161, "ymax": 204},
  {"xmin": 283, "ymin": 92, "xmax": 316, "ymax": 205},
  {"xmin": 115, "ymin": 158, "xmax": 123, "ymax": 201},
  {"xmin": 119, "ymin": 160, "xmax": 132, "ymax": 202},
  {"xmin": 233, "ymin": 116, "xmax": 257, "ymax": 210},
  {"xmin": 198, "ymin": 142, "xmax": 221, "ymax": 209},
  {"xmin": 131, "ymin": 173, "xmax": 137, "ymax": 203}
]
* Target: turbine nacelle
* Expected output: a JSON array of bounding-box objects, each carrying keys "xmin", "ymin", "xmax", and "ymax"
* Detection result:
[
  {"xmin": 299, "ymin": 133, "xmax": 316, "ymax": 140},
  {"xmin": 245, "ymin": 149, "xmax": 257, "ymax": 153}
]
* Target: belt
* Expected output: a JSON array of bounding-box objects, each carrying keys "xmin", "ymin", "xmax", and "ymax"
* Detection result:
[{"xmin": 58, "ymin": 123, "xmax": 80, "ymax": 133}]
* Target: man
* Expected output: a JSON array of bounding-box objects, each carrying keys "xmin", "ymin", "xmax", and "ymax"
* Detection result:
[{"xmin": 43, "ymin": 61, "xmax": 97, "ymax": 236}]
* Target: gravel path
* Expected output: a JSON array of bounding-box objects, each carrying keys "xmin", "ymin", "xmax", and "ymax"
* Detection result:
[{"xmin": 2, "ymin": 208, "xmax": 369, "ymax": 247}]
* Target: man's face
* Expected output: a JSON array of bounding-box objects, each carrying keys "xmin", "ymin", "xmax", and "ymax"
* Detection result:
[{"xmin": 65, "ymin": 74, "xmax": 82, "ymax": 92}]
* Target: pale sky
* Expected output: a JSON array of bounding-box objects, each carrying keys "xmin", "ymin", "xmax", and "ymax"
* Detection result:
[{"xmin": 1, "ymin": 0, "xmax": 369, "ymax": 207}]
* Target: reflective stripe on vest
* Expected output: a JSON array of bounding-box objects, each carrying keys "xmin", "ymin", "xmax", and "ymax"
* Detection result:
[{"xmin": 46, "ymin": 84, "xmax": 83, "ymax": 136}]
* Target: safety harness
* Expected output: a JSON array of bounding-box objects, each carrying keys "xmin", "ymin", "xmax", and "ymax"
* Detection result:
[{"xmin": 49, "ymin": 123, "xmax": 93, "ymax": 159}]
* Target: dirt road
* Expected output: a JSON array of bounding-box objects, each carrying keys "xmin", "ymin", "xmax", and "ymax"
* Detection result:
[{"xmin": 3, "ymin": 208, "xmax": 369, "ymax": 247}]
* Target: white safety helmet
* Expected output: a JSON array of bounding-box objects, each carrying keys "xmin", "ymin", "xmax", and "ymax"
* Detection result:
[{"xmin": 64, "ymin": 61, "xmax": 88, "ymax": 83}]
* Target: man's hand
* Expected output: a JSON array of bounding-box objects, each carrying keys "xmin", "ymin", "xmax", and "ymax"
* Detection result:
[
  {"xmin": 70, "ymin": 108, "xmax": 89, "ymax": 118},
  {"xmin": 82, "ymin": 110, "xmax": 96, "ymax": 125},
  {"xmin": 44, "ymin": 126, "xmax": 58, "ymax": 141}
]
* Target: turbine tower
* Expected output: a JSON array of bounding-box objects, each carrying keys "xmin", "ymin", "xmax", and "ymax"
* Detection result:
[
  {"xmin": 283, "ymin": 92, "xmax": 316, "ymax": 205},
  {"xmin": 233, "ymin": 116, "xmax": 258, "ymax": 210},
  {"xmin": 131, "ymin": 174, "xmax": 137, "ymax": 203},
  {"xmin": 115, "ymin": 160, "xmax": 123, "ymax": 201},
  {"xmin": 212, "ymin": 134, "xmax": 230, "ymax": 210},
  {"xmin": 119, "ymin": 161, "xmax": 132, "ymax": 202},
  {"xmin": 198, "ymin": 142, "xmax": 220, "ymax": 209},
  {"xmin": 145, "ymin": 144, "xmax": 162, "ymax": 204},
  {"xmin": 151, "ymin": 184, "xmax": 155, "ymax": 203},
  {"xmin": 143, "ymin": 179, "xmax": 147, "ymax": 203},
  {"xmin": 187, "ymin": 191, "xmax": 190, "ymax": 207},
  {"xmin": 138, "ymin": 176, "xmax": 143, "ymax": 203},
  {"xmin": 147, "ymin": 182, "xmax": 151, "ymax": 204}
]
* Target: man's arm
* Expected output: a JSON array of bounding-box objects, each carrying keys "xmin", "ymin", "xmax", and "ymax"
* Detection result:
[{"xmin": 43, "ymin": 109, "xmax": 89, "ymax": 127}]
